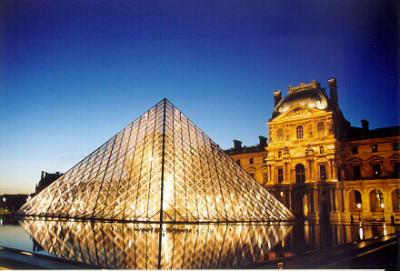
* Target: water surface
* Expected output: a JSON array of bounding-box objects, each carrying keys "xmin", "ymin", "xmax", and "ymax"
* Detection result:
[{"xmin": 0, "ymin": 217, "xmax": 398, "ymax": 269}]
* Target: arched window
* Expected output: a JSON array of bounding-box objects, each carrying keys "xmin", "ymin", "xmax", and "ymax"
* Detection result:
[
  {"xmin": 277, "ymin": 128, "xmax": 284, "ymax": 141},
  {"xmin": 295, "ymin": 163, "xmax": 306, "ymax": 183},
  {"xmin": 296, "ymin": 125, "xmax": 304, "ymax": 139},
  {"xmin": 369, "ymin": 189, "xmax": 384, "ymax": 212},
  {"xmin": 317, "ymin": 122, "xmax": 325, "ymax": 136},
  {"xmin": 349, "ymin": 190, "xmax": 362, "ymax": 212}
]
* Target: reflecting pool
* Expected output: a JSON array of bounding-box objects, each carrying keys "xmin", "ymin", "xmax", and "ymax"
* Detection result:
[{"xmin": 0, "ymin": 217, "xmax": 398, "ymax": 269}]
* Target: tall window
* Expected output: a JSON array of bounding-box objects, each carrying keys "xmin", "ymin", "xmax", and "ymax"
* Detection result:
[
  {"xmin": 295, "ymin": 164, "xmax": 306, "ymax": 183},
  {"xmin": 371, "ymin": 144, "xmax": 378, "ymax": 152},
  {"xmin": 393, "ymin": 142, "xmax": 400, "ymax": 151},
  {"xmin": 277, "ymin": 168, "xmax": 284, "ymax": 183},
  {"xmin": 319, "ymin": 146, "xmax": 324, "ymax": 154},
  {"xmin": 372, "ymin": 163, "xmax": 381, "ymax": 177},
  {"xmin": 249, "ymin": 158, "xmax": 254, "ymax": 164},
  {"xmin": 277, "ymin": 128, "xmax": 284, "ymax": 141},
  {"xmin": 352, "ymin": 146, "xmax": 358, "ymax": 154},
  {"xmin": 296, "ymin": 125, "xmax": 304, "ymax": 139},
  {"xmin": 320, "ymin": 164, "xmax": 327, "ymax": 180},
  {"xmin": 278, "ymin": 151, "xmax": 282, "ymax": 158},
  {"xmin": 353, "ymin": 165, "xmax": 361, "ymax": 179},
  {"xmin": 317, "ymin": 122, "xmax": 325, "ymax": 136}
]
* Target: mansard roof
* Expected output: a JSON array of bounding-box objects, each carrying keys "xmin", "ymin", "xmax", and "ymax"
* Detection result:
[
  {"xmin": 346, "ymin": 125, "xmax": 400, "ymax": 141},
  {"xmin": 272, "ymin": 81, "xmax": 331, "ymax": 119}
]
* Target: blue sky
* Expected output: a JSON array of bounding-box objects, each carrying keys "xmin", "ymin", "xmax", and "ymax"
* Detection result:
[{"xmin": 0, "ymin": 0, "xmax": 398, "ymax": 193}]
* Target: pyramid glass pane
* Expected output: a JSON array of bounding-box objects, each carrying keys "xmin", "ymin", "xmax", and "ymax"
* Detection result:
[{"xmin": 19, "ymin": 99, "xmax": 293, "ymax": 222}]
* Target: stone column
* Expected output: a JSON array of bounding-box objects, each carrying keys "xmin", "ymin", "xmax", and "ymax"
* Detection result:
[
  {"xmin": 332, "ymin": 159, "xmax": 338, "ymax": 179},
  {"xmin": 329, "ymin": 158, "xmax": 334, "ymax": 180},
  {"xmin": 271, "ymin": 165, "xmax": 275, "ymax": 184},
  {"xmin": 314, "ymin": 189, "xmax": 319, "ymax": 212},
  {"xmin": 285, "ymin": 162, "xmax": 289, "ymax": 183},
  {"xmin": 383, "ymin": 188, "xmax": 391, "ymax": 221},
  {"xmin": 361, "ymin": 188, "xmax": 370, "ymax": 220}
]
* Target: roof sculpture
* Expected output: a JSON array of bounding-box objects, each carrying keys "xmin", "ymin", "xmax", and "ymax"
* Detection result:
[{"xmin": 19, "ymin": 99, "xmax": 293, "ymax": 222}]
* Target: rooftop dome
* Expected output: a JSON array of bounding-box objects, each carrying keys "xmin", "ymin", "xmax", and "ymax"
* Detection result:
[{"xmin": 272, "ymin": 81, "xmax": 329, "ymax": 118}]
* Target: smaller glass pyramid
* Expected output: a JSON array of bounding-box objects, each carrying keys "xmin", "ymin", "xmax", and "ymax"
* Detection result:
[{"xmin": 19, "ymin": 99, "xmax": 293, "ymax": 222}]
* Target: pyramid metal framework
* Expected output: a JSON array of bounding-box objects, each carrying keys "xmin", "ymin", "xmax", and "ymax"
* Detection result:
[{"xmin": 20, "ymin": 99, "xmax": 293, "ymax": 222}]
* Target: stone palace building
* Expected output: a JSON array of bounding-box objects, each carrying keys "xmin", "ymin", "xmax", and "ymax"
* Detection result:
[{"xmin": 226, "ymin": 79, "xmax": 400, "ymax": 223}]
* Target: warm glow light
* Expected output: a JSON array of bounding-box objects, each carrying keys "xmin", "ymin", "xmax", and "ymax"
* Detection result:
[
  {"xmin": 380, "ymin": 203, "xmax": 385, "ymax": 209},
  {"xmin": 358, "ymin": 226, "xmax": 364, "ymax": 240},
  {"xmin": 163, "ymin": 174, "xmax": 174, "ymax": 212},
  {"xmin": 21, "ymin": 251, "xmax": 33, "ymax": 256},
  {"xmin": 2, "ymin": 197, "xmax": 5, "ymax": 202},
  {"xmin": 356, "ymin": 203, "xmax": 361, "ymax": 209}
]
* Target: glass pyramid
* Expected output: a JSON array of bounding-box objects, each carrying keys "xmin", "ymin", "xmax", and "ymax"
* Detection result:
[{"xmin": 19, "ymin": 99, "xmax": 293, "ymax": 222}]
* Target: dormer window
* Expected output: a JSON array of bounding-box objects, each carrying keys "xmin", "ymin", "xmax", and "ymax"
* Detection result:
[{"xmin": 296, "ymin": 125, "xmax": 304, "ymax": 139}]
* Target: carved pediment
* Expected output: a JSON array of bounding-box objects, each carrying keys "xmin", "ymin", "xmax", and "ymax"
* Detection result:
[{"xmin": 273, "ymin": 106, "xmax": 327, "ymax": 122}]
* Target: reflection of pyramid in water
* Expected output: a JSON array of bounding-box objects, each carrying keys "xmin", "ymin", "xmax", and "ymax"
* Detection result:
[
  {"xmin": 20, "ymin": 219, "xmax": 293, "ymax": 269},
  {"xmin": 20, "ymin": 99, "xmax": 293, "ymax": 222}
]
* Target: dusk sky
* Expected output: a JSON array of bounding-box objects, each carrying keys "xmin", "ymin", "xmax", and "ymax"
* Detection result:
[{"xmin": 1, "ymin": 0, "xmax": 398, "ymax": 194}]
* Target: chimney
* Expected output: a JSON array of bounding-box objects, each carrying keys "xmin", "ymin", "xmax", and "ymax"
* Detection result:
[
  {"xmin": 233, "ymin": 140, "xmax": 242, "ymax": 150},
  {"xmin": 56, "ymin": 171, "xmax": 60, "ymax": 175},
  {"xmin": 274, "ymin": 90, "xmax": 282, "ymax": 106},
  {"xmin": 328, "ymin": 78, "xmax": 338, "ymax": 105},
  {"xmin": 361, "ymin": 119, "xmax": 369, "ymax": 131},
  {"xmin": 41, "ymin": 171, "xmax": 45, "ymax": 180},
  {"xmin": 259, "ymin": 136, "xmax": 267, "ymax": 148}
]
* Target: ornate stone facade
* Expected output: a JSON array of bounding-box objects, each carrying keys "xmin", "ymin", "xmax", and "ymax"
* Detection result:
[{"xmin": 225, "ymin": 78, "xmax": 400, "ymax": 223}]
